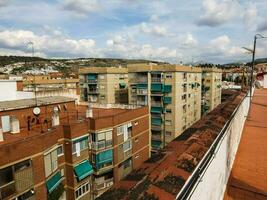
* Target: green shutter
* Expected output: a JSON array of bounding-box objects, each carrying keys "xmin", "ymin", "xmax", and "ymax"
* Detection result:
[
  {"xmin": 152, "ymin": 140, "xmax": 162, "ymax": 148},
  {"xmin": 151, "ymin": 83, "xmax": 163, "ymax": 92},
  {"xmin": 46, "ymin": 172, "xmax": 62, "ymax": 193},
  {"xmin": 74, "ymin": 160, "xmax": 93, "ymax": 181},
  {"xmin": 96, "ymin": 149, "xmax": 113, "ymax": 169},
  {"xmin": 119, "ymin": 83, "xmax": 126, "ymax": 88},
  {"xmin": 151, "ymin": 106, "xmax": 163, "ymax": 113},
  {"xmin": 163, "ymin": 85, "xmax": 172, "ymax": 93},
  {"xmin": 151, "ymin": 118, "xmax": 162, "ymax": 126},
  {"xmin": 163, "ymin": 97, "xmax": 172, "ymax": 104},
  {"xmin": 137, "ymin": 83, "xmax": 148, "ymax": 89},
  {"xmin": 88, "ymin": 74, "xmax": 97, "ymax": 80}
]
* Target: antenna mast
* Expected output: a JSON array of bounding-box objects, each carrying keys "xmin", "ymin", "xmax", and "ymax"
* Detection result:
[{"xmin": 28, "ymin": 41, "xmax": 37, "ymax": 106}]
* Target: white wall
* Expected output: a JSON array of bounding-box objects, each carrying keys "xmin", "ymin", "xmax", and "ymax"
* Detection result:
[
  {"xmin": 0, "ymin": 80, "xmax": 34, "ymax": 101},
  {"xmin": 177, "ymin": 93, "xmax": 251, "ymax": 200}
]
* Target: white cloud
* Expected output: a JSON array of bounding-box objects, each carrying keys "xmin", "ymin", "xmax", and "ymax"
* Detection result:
[
  {"xmin": 182, "ymin": 33, "xmax": 198, "ymax": 48},
  {"xmin": 0, "ymin": 30, "xmax": 97, "ymax": 57},
  {"xmin": 243, "ymin": 3, "xmax": 257, "ymax": 29},
  {"xmin": 61, "ymin": 0, "xmax": 101, "ymax": 16},
  {"xmin": 0, "ymin": 0, "xmax": 8, "ymax": 7},
  {"xmin": 139, "ymin": 22, "xmax": 172, "ymax": 37}
]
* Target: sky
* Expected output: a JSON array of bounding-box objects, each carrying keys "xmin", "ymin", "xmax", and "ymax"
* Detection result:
[{"xmin": 0, "ymin": 0, "xmax": 267, "ymax": 64}]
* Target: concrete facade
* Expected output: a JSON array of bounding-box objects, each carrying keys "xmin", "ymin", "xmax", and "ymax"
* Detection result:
[
  {"xmin": 79, "ymin": 67, "xmax": 128, "ymax": 104},
  {"xmin": 202, "ymin": 68, "xmax": 222, "ymax": 114},
  {"xmin": 128, "ymin": 63, "xmax": 202, "ymax": 149}
]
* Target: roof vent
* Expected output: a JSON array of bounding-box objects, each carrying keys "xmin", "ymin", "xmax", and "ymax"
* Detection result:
[{"xmin": 10, "ymin": 116, "xmax": 20, "ymax": 134}]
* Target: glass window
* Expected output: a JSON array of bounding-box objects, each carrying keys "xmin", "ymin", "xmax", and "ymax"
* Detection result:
[
  {"xmin": 0, "ymin": 166, "xmax": 13, "ymax": 186},
  {"xmin": 14, "ymin": 160, "xmax": 31, "ymax": 172},
  {"xmin": 57, "ymin": 146, "xmax": 64, "ymax": 157}
]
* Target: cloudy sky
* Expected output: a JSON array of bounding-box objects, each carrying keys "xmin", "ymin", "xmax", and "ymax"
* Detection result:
[{"xmin": 0, "ymin": 0, "xmax": 267, "ymax": 64}]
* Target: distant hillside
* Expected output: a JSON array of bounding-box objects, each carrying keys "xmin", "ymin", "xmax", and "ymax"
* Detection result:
[
  {"xmin": 255, "ymin": 58, "xmax": 267, "ymax": 64},
  {"xmin": 0, "ymin": 56, "xmax": 165, "ymax": 67}
]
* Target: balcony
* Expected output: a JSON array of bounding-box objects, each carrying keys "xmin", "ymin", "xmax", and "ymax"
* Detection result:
[
  {"xmin": 151, "ymin": 101, "xmax": 162, "ymax": 107},
  {"xmin": 151, "ymin": 117, "xmax": 162, "ymax": 126},
  {"xmin": 152, "ymin": 132, "xmax": 162, "ymax": 141},
  {"xmin": 151, "ymin": 77, "xmax": 162, "ymax": 83},
  {"xmin": 91, "ymin": 140, "xmax": 113, "ymax": 151},
  {"xmin": 137, "ymin": 88, "xmax": 148, "ymax": 95},
  {"xmin": 93, "ymin": 178, "xmax": 114, "ymax": 191},
  {"xmin": 88, "ymin": 89, "xmax": 99, "ymax": 94},
  {"xmin": 137, "ymin": 101, "xmax": 148, "ymax": 106},
  {"xmin": 0, "ymin": 182, "xmax": 15, "ymax": 200},
  {"xmin": 87, "ymin": 79, "xmax": 98, "ymax": 84},
  {"xmin": 151, "ymin": 106, "xmax": 163, "ymax": 114}
]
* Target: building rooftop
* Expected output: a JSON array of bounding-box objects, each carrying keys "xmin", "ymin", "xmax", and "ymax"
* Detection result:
[
  {"xmin": 98, "ymin": 90, "xmax": 247, "ymax": 200},
  {"xmin": 224, "ymin": 89, "xmax": 267, "ymax": 200},
  {"xmin": 79, "ymin": 66, "xmax": 128, "ymax": 74},
  {"xmin": 0, "ymin": 96, "xmax": 75, "ymax": 111}
]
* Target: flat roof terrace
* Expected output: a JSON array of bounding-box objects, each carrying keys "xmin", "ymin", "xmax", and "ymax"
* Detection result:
[{"xmin": 224, "ymin": 89, "xmax": 267, "ymax": 200}]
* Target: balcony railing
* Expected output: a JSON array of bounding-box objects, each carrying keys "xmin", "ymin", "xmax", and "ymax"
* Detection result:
[
  {"xmin": 91, "ymin": 140, "xmax": 113, "ymax": 150},
  {"xmin": 94, "ymin": 178, "xmax": 114, "ymax": 191},
  {"xmin": 88, "ymin": 89, "xmax": 99, "ymax": 94},
  {"xmin": 137, "ymin": 89, "xmax": 148, "ymax": 95},
  {"xmin": 87, "ymin": 79, "xmax": 98, "ymax": 84},
  {"xmin": 151, "ymin": 77, "xmax": 162, "ymax": 83}
]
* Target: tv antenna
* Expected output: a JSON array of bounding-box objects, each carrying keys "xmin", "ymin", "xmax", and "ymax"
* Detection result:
[{"xmin": 27, "ymin": 41, "xmax": 37, "ymax": 106}]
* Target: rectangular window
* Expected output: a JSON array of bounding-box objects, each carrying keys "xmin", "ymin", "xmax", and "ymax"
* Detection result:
[
  {"xmin": 165, "ymin": 131, "xmax": 172, "ymax": 137},
  {"xmin": 72, "ymin": 137, "xmax": 89, "ymax": 154},
  {"xmin": 165, "ymin": 109, "xmax": 172, "ymax": 113},
  {"xmin": 123, "ymin": 140, "xmax": 132, "ymax": 152},
  {"xmin": 165, "ymin": 120, "xmax": 172, "ymax": 126},
  {"xmin": 14, "ymin": 160, "xmax": 31, "ymax": 172},
  {"xmin": 0, "ymin": 166, "xmax": 13, "ymax": 187},
  {"xmin": 44, "ymin": 149, "xmax": 58, "ymax": 177},
  {"xmin": 1, "ymin": 115, "xmax": 10, "ymax": 132},
  {"xmin": 57, "ymin": 145, "xmax": 64, "ymax": 157}
]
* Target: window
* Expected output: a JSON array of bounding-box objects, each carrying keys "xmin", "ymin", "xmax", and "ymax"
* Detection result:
[
  {"xmin": 165, "ymin": 109, "xmax": 172, "ymax": 113},
  {"xmin": 1, "ymin": 115, "xmax": 10, "ymax": 132},
  {"xmin": 72, "ymin": 137, "xmax": 89, "ymax": 154},
  {"xmin": 75, "ymin": 182, "xmax": 90, "ymax": 199},
  {"xmin": 165, "ymin": 74, "xmax": 172, "ymax": 78},
  {"xmin": 17, "ymin": 189, "xmax": 35, "ymax": 200},
  {"xmin": 44, "ymin": 149, "xmax": 58, "ymax": 177},
  {"xmin": 57, "ymin": 145, "xmax": 64, "ymax": 157},
  {"xmin": 165, "ymin": 120, "xmax": 172, "ymax": 126},
  {"xmin": 123, "ymin": 140, "xmax": 132, "ymax": 152},
  {"xmin": 14, "ymin": 160, "xmax": 31, "ymax": 172},
  {"xmin": 165, "ymin": 131, "xmax": 172, "ymax": 137},
  {"xmin": 0, "ymin": 166, "xmax": 13, "ymax": 187}
]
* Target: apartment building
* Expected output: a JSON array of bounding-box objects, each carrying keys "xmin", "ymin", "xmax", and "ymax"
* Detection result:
[
  {"xmin": 86, "ymin": 104, "xmax": 150, "ymax": 198},
  {"xmin": 201, "ymin": 68, "xmax": 222, "ymax": 114},
  {"xmin": 0, "ymin": 97, "xmax": 149, "ymax": 200},
  {"xmin": 79, "ymin": 67, "xmax": 128, "ymax": 104},
  {"xmin": 22, "ymin": 75, "xmax": 80, "ymax": 100},
  {"xmin": 128, "ymin": 63, "xmax": 202, "ymax": 149}
]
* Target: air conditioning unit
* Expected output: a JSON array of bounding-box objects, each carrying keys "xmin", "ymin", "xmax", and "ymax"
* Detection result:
[{"xmin": 10, "ymin": 116, "xmax": 20, "ymax": 134}]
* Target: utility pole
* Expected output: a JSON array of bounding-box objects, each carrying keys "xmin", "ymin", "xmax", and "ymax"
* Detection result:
[{"xmin": 28, "ymin": 41, "xmax": 37, "ymax": 106}]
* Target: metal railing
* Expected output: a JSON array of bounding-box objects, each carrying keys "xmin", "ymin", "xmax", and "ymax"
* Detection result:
[{"xmin": 176, "ymin": 91, "xmax": 250, "ymax": 200}]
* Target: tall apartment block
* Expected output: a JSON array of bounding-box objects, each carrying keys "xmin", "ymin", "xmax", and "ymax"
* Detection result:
[
  {"xmin": 128, "ymin": 63, "xmax": 202, "ymax": 149},
  {"xmin": 79, "ymin": 67, "xmax": 128, "ymax": 104},
  {"xmin": 201, "ymin": 68, "xmax": 222, "ymax": 114},
  {"xmin": 0, "ymin": 96, "xmax": 149, "ymax": 200}
]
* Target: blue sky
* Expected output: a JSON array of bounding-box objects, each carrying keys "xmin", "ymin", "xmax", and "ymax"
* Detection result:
[{"xmin": 0, "ymin": 0, "xmax": 267, "ymax": 64}]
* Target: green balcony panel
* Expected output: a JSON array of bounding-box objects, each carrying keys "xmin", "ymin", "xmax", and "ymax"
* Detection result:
[
  {"xmin": 74, "ymin": 160, "xmax": 93, "ymax": 181},
  {"xmin": 119, "ymin": 83, "xmax": 126, "ymax": 89},
  {"xmin": 152, "ymin": 140, "xmax": 162, "ymax": 148},
  {"xmin": 163, "ymin": 97, "xmax": 172, "ymax": 104},
  {"xmin": 151, "ymin": 83, "xmax": 163, "ymax": 92},
  {"xmin": 96, "ymin": 149, "xmax": 113, "ymax": 169},
  {"xmin": 87, "ymin": 74, "xmax": 97, "ymax": 80},
  {"xmin": 164, "ymin": 85, "xmax": 172, "ymax": 93},
  {"xmin": 151, "ymin": 118, "xmax": 162, "ymax": 126},
  {"xmin": 137, "ymin": 83, "xmax": 148, "ymax": 89},
  {"xmin": 151, "ymin": 106, "xmax": 163, "ymax": 113},
  {"xmin": 46, "ymin": 172, "xmax": 62, "ymax": 193}
]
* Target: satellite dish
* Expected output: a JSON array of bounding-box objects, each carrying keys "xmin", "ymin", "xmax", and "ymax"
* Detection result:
[{"xmin": 33, "ymin": 107, "xmax": 41, "ymax": 115}]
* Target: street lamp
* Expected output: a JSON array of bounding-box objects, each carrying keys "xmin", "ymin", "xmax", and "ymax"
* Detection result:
[{"xmin": 242, "ymin": 34, "xmax": 267, "ymax": 107}]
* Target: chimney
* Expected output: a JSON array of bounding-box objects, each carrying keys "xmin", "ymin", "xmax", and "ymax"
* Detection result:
[
  {"xmin": 86, "ymin": 107, "xmax": 93, "ymax": 118},
  {"xmin": 10, "ymin": 116, "xmax": 20, "ymax": 134},
  {"xmin": 52, "ymin": 112, "xmax": 60, "ymax": 127},
  {"xmin": 0, "ymin": 128, "xmax": 3, "ymax": 142}
]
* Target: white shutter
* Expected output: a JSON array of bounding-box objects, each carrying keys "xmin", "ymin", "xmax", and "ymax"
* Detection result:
[
  {"xmin": 51, "ymin": 150, "xmax": 58, "ymax": 172},
  {"xmin": 1, "ymin": 116, "xmax": 10, "ymax": 132},
  {"xmin": 97, "ymin": 132, "xmax": 105, "ymax": 141},
  {"xmin": 44, "ymin": 154, "xmax": 52, "ymax": 177}
]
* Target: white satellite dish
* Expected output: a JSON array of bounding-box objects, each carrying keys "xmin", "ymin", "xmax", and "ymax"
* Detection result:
[{"xmin": 33, "ymin": 107, "xmax": 41, "ymax": 115}]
